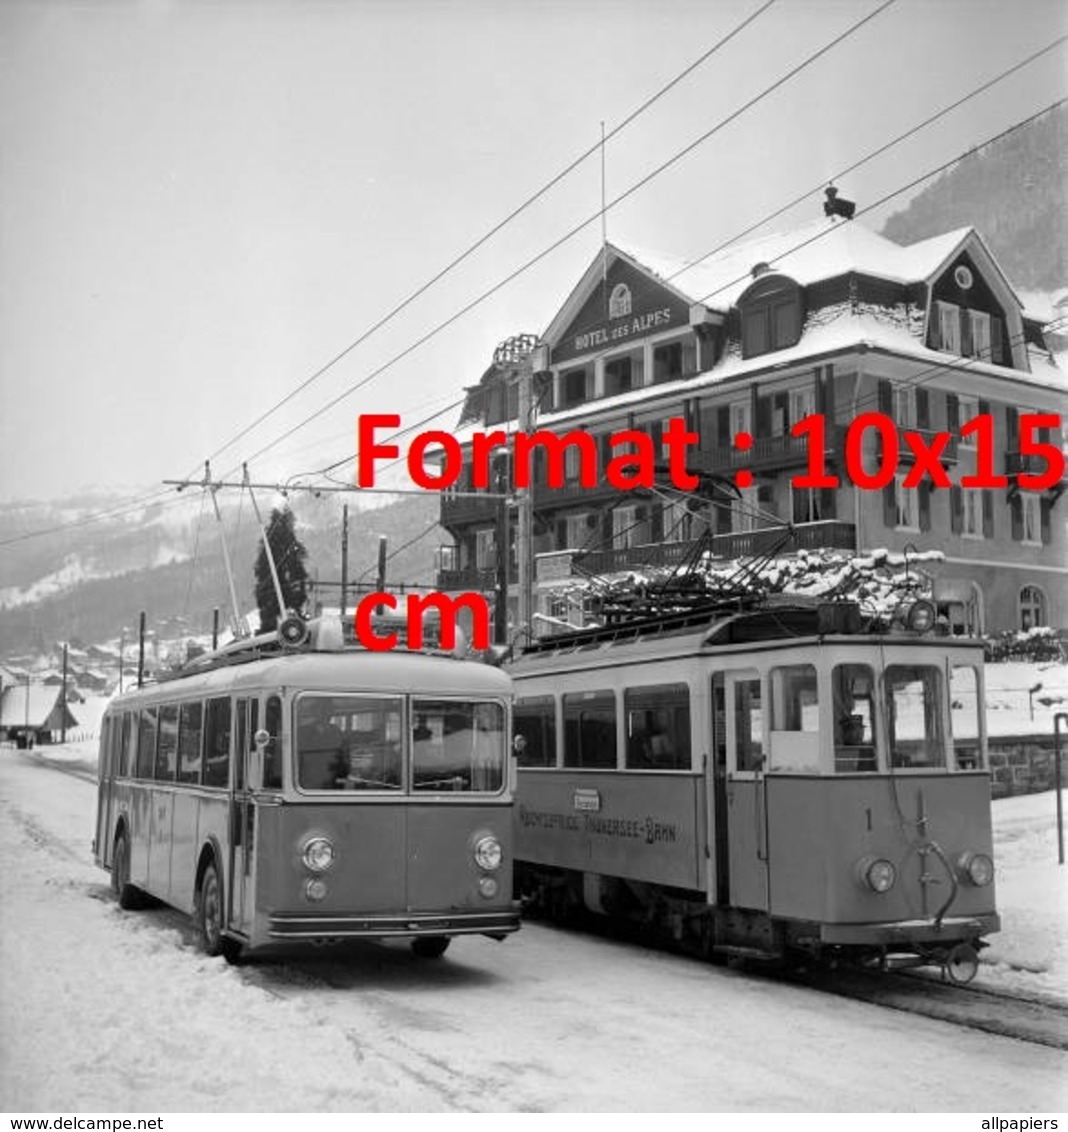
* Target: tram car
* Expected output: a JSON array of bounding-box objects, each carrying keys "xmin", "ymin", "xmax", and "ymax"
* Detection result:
[
  {"xmin": 93, "ymin": 616, "xmax": 520, "ymax": 961},
  {"xmin": 509, "ymin": 599, "xmax": 998, "ymax": 982}
]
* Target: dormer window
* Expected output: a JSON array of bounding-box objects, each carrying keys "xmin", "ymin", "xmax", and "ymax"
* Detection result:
[
  {"xmin": 738, "ymin": 275, "xmax": 802, "ymax": 359},
  {"xmin": 936, "ymin": 301, "xmax": 961, "ymax": 353}
]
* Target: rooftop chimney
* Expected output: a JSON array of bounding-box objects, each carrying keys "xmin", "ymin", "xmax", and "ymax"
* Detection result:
[{"xmin": 823, "ymin": 185, "xmax": 855, "ymax": 220}]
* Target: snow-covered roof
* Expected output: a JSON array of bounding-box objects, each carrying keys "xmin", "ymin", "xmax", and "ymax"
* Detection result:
[{"xmin": 0, "ymin": 683, "xmax": 78, "ymax": 729}]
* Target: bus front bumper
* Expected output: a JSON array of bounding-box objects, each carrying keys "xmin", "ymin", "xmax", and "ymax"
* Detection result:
[{"xmin": 267, "ymin": 906, "xmax": 521, "ymax": 941}]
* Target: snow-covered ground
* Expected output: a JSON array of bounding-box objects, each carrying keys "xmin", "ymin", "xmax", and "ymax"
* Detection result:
[{"xmin": 0, "ymin": 749, "xmax": 1065, "ymax": 1112}]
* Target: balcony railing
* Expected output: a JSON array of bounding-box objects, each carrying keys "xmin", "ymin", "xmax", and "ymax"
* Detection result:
[
  {"xmin": 710, "ymin": 520, "xmax": 856, "ymax": 559},
  {"xmin": 440, "ymin": 492, "xmax": 500, "ymax": 526},
  {"xmin": 436, "ymin": 565, "xmax": 510, "ymax": 592},
  {"xmin": 572, "ymin": 539, "xmax": 701, "ymax": 576},
  {"xmin": 567, "ymin": 521, "xmax": 857, "ymax": 577},
  {"xmin": 690, "ymin": 426, "xmax": 846, "ymax": 475},
  {"xmin": 1004, "ymin": 450, "xmax": 1068, "ymax": 483}
]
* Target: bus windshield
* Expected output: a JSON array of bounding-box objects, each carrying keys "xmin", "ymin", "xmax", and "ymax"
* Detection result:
[
  {"xmin": 297, "ymin": 695, "xmax": 403, "ymax": 791},
  {"xmin": 412, "ymin": 700, "xmax": 505, "ymax": 793}
]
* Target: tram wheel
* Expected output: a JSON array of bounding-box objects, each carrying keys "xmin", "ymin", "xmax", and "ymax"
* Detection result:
[
  {"xmin": 112, "ymin": 830, "xmax": 142, "ymax": 910},
  {"xmin": 411, "ymin": 935, "xmax": 451, "ymax": 959}
]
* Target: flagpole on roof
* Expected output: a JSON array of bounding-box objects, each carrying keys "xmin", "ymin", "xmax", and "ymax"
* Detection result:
[{"xmin": 600, "ymin": 120, "xmax": 608, "ymax": 312}]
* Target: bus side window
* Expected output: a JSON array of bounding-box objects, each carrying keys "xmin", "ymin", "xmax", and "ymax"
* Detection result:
[
  {"xmin": 177, "ymin": 701, "xmax": 203, "ymax": 784},
  {"xmin": 136, "ymin": 708, "xmax": 157, "ymax": 780},
  {"xmin": 203, "ymin": 698, "xmax": 231, "ymax": 788},
  {"xmin": 263, "ymin": 696, "xmax": 282, "ymax": 790},
  {"xmin": 121, "ymin": 712, "xmax": 136, "ymax": 778}
]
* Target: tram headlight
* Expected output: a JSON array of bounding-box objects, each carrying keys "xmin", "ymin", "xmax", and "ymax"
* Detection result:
[
  {"xmin": 301, "ymin": 836, "xmax": 337, "ymax": 873},
  {"xmin": 478, "ymin": 876, "xmax": 499, "ymax": 899},
  {"xmin": 473, "ymin": 835, "xmax": 503, "ymax": 872},
  {"xmin": 857, "ymin": 856, "xmax": 897, "ymax": 893},
  {"xmin": 957, "ymin": 851, "xmax": 994, "ymax": 887}
]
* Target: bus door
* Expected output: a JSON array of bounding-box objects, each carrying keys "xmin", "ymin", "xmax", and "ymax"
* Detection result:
[
  {"xmin": 94, "ymin": 716, "xmax": 113, "ymax": 864},
  {"xmin": 724, "ymin": 670, "xmax": 769, "ymax": 911},
  {"xmin": 229, "ymin": 697, "xmax": 254, "ymax": 935}
]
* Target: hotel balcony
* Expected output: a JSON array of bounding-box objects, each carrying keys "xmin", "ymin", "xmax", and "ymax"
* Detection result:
[
  {"xmin": 690, "ymin": 425, "xmax": 847, "ymax": 476},
  {"xmin": 569, "ymin": 520, "xmax": 856, "ymax": 577},
  {"xmin": 440, "ymin": 491, "xmax": 500, "ymax": 527}
]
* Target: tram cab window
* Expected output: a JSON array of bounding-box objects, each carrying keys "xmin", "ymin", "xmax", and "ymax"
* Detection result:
[
  {"xmin": 203, "ymin": 697, "xmax": 231, "ymax": 788},
  {"xmin": 135, "ymin": 708, "xmax": 157, "ymax": 779},
  {"xmin": 886, "ymin": 665, "xmax": 946, "ymax": 769},
  {"xmin": 734, "ymin": 680, "xmax": 763, "ymax": 772},
  {"xmin": 514, "ymin": 695, "xmax": 556, "ymax": 768},
  {"xmin": 156, "ymin": 705, "xmax": 179, "ymax": 781},
  {"xmin": 624, "ymin": 684, "xmax": 690, "ymax": 770},
  {"xmin": 177, "ymin": 701, "xmax": 203, "ymax": 784},
  {"xmin": 412, "ymin": 700, "xmax": 505, "ymax": 792},
  {"xmin": 833, "ymin": 664, "xmax": 876, "ymax": 773},
  {"xmin": 950, "ymin": 666, "xmax": 983, "ymax": 770},
  {"xmin": 563, "ymin": 690, "xmax": 617, "ymax": 769},
  {"xmin": 768, "ymin": 665, "xmax": 818, "ymax": 773}
]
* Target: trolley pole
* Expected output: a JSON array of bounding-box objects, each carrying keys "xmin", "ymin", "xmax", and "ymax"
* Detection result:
[
  {"xmin": 340, "ymin": 504, "xmax": 349, "ymax": 620},
  {"xmin": 137, "ymin": 610, "xmax": 146, "ymax": 690}
]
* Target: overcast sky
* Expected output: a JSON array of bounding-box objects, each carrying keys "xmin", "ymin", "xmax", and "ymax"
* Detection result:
[{"xmin": 1, "ymin": 0, "xmax": 1064, "ymax": 509}]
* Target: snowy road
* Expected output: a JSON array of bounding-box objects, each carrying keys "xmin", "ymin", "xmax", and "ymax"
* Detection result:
[{"xmin": 1, "ymin": 752, "xmax": 1065, "ymax": 1113}]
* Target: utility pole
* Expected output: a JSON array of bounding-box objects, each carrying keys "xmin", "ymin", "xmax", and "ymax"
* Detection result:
[
  {"xmin": 61, "ymin": 642, "xmax": 68, "ymax": 744},
  {"xmin": 340, "ymin": 504, "xmax": 349, "ymax": 619},
  {"xmin": 492, "ymin": 334, "xmax": 545, "ymax": 647},
  {"xmin": 137, "ymin": 610, "xmax": 146, "ymax": 689}
]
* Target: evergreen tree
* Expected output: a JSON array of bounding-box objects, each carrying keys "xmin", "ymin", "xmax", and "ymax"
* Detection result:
[{"xmin": 254, "ymin": 507, "xmax": 309, "ymax": 633}]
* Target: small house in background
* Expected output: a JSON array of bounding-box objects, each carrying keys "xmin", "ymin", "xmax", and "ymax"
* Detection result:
[{"xmin": 0, "ymin": 683, "xmax": 79, "ymax": 747}]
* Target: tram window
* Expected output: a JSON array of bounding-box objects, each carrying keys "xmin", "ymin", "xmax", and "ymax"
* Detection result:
[
  {"xmin": 135, "ymin": 708, "xmax": 157, "ymax": 779},
  {"xmin": 203, "ymin": 697, "xmax": 231, "ymax": 788},
  {"xmin": 832, "ymin": 664, "xmax": 876, "ymax": 772},
  {"xmin": 156, "ymin": 704, "xmax": 179, "ymax": 781},
  {"xmin": 950, "ymin": 666, "xmax": 983, "ymax": 770},
  {"xmin": 734, "ymin": 680, "xmax": 763, "ymax": 772},
  {"xmin": 413, "ymin": 699, "xmax": 505, "ymax": 792},
  {"xmin": 563, "ymin": 690, "xmax": 617, "ymax": 769},
  {"xmin": 263, "ymin": 696, "xmax": 282, "ymax": 790},
  {"xmin": 177, "ymin": 701, "xmax": 203, "ymax": 784},
  {"xmin": 514, "ymin": 695, "xmax": 556, "ymax": 768},
  {"xmin": 624, "ymin": 684, "xmax": 690, "ymax": 770},
  {"xmin": 298, "ymin": 695, "xmax": 401, "ymax": 791},
  {"xmin": 886, "ymin": 665, "xmax": 945, "ymax": 769},
  {"xmin": 771, "ymin": 666, "xmax": 818, "ymax": 732}
]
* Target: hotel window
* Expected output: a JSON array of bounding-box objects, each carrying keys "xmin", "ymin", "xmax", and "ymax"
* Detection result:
[
  {"xmin": 937, "ymin": 301, "xmax": 961, "ymax": 353},
  {"xmin": 893, "ymin": 385, "xmax": 917, "ymax": 428},
  {"xmin": 475, "ymin": 529, "xmax": 496, "ymax": 569},
  {"xmin": 565, "ymin": 512, "xmax": 591, "ymax": 549},
  {"xmin": 792, "ymin": 487, "xmax": 822, "ymax": 525},
  {"xmin": 732, "ymin": 485, "xmax": 759, "ymax": 533},
  {"xmin": 612, "ymin": 505, "xmax": 642, "ymax": 550},
  {"xmin": 604, "ymin": 354, "xmax": 635, "ymax": 397},
  {"xmin": 661, "ymin": 498, "xmax": 688, "ymax": 543},
  {"xmin": 958, "ymin": 395, "xmax": 979, "ymax": 438},
  {"xmin": 961, "ymin": 476, "xmax": 981, "ymax": 538},
  {"xmin": 730, "ymin": 400, "xmax": 751, "ymax": 441},
  {"xmin": 968, "ymin": 311, "xmax": 992, "ymax": 361},
  {"xmin": 562, "ymin": 367, "xmax": 588, "ymax": 408},
  {"xmin": 1019, "ymin": 585, "xmax": 1047, "ymax": 630},
  {"xmin": 740, "ymin": 277, "xmax": 802, "ymax": 359},
  {"xmin": 790, "ymin": 386, "xmax": 817, "ymax": 427},
  {"xmin": 894, "ymin": 475, "xmax": 918, "ymax": 530},
  {"xmin": 653, "ymin": 340, "xmax": 683, "ymax": 384},
  {"xmin": 1021, "ymin": 493, "xmax": 1041, "ymax": 544}
]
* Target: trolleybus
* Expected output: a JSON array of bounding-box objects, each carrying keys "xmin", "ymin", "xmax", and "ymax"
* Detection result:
[{"xmin": 93, "ymin": 617, "xmax": 520, "ymax": 961}]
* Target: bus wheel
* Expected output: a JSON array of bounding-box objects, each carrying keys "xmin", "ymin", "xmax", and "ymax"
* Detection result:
[
  {"xmin": 197, "ymin": 861, "xmax": 226, "ymax": 957},
  {"xmin": 112, "ymin": 830, "xmax": 141, "ymax": 910},
  {"xmin": 411, "ymin": 936, "xmax": 450, "ymax": 959}
]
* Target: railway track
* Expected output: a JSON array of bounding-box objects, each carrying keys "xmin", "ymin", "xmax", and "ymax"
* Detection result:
[{"xmin": 785, "ymin": 965, "xmax": 1068, "ymax": 1051}]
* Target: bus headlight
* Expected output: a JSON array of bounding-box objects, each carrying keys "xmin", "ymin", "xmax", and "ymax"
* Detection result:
[
  {"xmin": 302, "ymin": 836, "xmax": 336, "ymax": 872},
  {"xmin": 473, "ymin": 835, "xmax": 502, "ymax": 872},
  {"xmin": 304, "ymin": 878, "xmax": 328, "ymax": 902},
  {"xmin": 957, "ymin": 851, "xmax": 994, "ymax": 887},
  {"xmin": 857, "ymin": 856, "xmax": 896, "ymax": 893}
]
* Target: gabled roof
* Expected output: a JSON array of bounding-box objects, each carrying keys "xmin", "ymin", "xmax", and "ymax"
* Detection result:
[{"xmin": 0, "ymin": 683, "xmax": 79, "ymax": 730}]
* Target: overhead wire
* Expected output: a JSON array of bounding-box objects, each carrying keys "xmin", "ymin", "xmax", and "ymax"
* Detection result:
[
  {"xmin": 232, "ymin": 0, "xmax": 899, "ymax": 471},
  {"xmin": 189, "ymin": 0, "xmax": 779, "ymax": 476}
]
